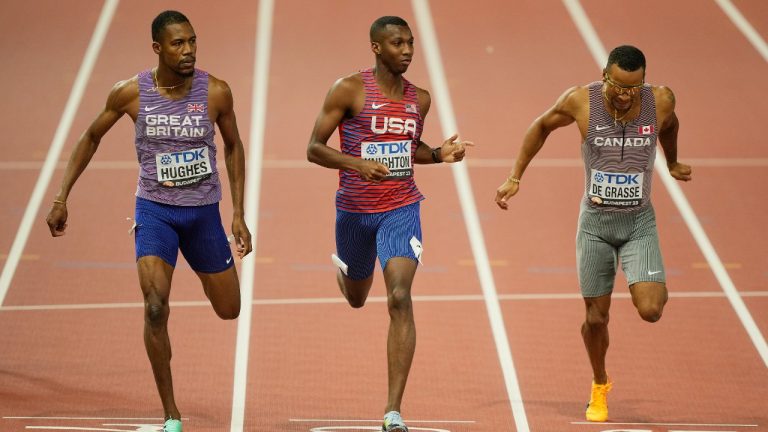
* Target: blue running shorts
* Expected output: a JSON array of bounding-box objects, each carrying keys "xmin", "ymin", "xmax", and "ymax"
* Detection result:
[
  {"xmin": 335, "ymin": 201, "xmax": 422, "ymax": 280},
  {"xmin": 134, "ymin": 197, "xmax": 234, "ymax": 273}
]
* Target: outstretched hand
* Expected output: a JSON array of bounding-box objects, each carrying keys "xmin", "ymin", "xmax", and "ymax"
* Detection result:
[
  {"xmin": 46, "ymin": 203, "xmax": 69, "ymax": 237},
  {"xmin": 440, "ymin": 134, "xmax": 474, "ymax": 163},
  {"xmin": 668, "ymin": 161, "xmax": 692, "ymax": 182},
  {"xmin": 495, "ymin": 177, "xmax": 520, "ymax": 210}
]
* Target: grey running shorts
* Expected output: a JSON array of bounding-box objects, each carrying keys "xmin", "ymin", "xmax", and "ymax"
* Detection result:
[{"xmin": 576, "ymin": 202, "xmax": 665, "ymax": 297}]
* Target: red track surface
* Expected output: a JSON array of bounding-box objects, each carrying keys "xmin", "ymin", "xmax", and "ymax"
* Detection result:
[{"xmin": 1, "ymin": 1, "xmax": 766, "ymax": 431}]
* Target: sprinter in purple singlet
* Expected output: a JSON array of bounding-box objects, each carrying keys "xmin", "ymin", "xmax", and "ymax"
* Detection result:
[{"xmin": 45, "ymin": 11, "xmax": 251, "ymax": 432}]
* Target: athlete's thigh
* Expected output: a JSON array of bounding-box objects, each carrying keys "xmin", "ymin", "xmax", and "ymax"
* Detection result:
[
  {"xmin": 576, "ymin": 210, "xmax": 618, "ymax": 298},
  {"xmin": 619, "ymin": 206, "xmax": 665, "ymax": 285},
  {"xmin": 336, "ymin": 209, "xmax": 378, "ymax": 280},
  {"xmin": 376, "ymin": 201, "xmax": 422, "ymax": 271},
  {"xmin": 177, "ymin": 202, "xmax": 234, "ymax": 274},
  {"xmin": 134, "ymin": 197, "xmax": 180, "ymax": 268}
]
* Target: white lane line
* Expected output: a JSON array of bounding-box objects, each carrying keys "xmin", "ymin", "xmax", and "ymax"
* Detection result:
[
  {"xmin": 2, "ymin": 290, "xmax": 765, "ymax": 312},
  {"xmin": 0, "ymin": 0, "xmax": 119, "ymax": 307},
  {"xmin": 229, "ymin": 0, "xmax": 274, "ymax": 430},
  {"xmin": 571, "ymin": 421, "xmax": 757, "ymax": 427},
  {"xmin": 289, "ymin": 419, "xmax": 475, "ymax": 423},
  {"xmin": 411, "ymin": 1, "xmax": 529, "ymax": 431},
  {"xmin": 562, "ymin": 0, "xmax": 768, "ymax": 369},
  {"xmin": 714, "ymin": 0, "xmax": 768, "ymax": 62},
  {"xmin": 5, "ymin": 157, "xmax": 768, "ymax": 171}
]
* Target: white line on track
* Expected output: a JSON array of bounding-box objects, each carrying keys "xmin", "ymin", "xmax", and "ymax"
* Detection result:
[
  {"xmin": 562, "ymin": 0, "xmax": 768, "ymax": 369},
  {"xmin": 714, "ymin": 0, "xmax": 768, "ymax": 62},
  {"xmin": 0, "ymin": 0, "xmax": 119, "ymax": 307},
  {"xmin": 5, "ymin": 157, "xmax": 768, "ymax": 170},
  {"xmin": 289, "ymin": 419, "xmax": 475, "ymax": 423},
  {"xmin": 229, "ymin": 0, "xmax": 274, "ymax": 430},
  {"xmin": 411, "ymin": 1, "xmax": 530, "ymax": 431},
  {"xmin": 2, "ymin": 290, "xmax": 765, "ymax": 312},
  {"xmin": 571, "ymin": 421, "xmax": 757, "ymax": 427}
]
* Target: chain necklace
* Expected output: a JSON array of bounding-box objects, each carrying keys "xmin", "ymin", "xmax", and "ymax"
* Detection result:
[
  {"xmin": 602, "ymin": 87, "xmax": 634, "ymax": 126},
  {"xmin": 150, "ymin": 68, "xmax": 185, "ymax": 92}
]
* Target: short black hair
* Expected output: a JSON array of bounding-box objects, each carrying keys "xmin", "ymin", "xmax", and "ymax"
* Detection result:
[
  {"xmin": 606, "ymin": 45, "xmax": 646, "ymax": 72},
  {"xmin": 152, "ymin": 10, "xmax": 190, "ymax": 42},
  {"xmin": 370, "ymin": 16, "xmax": 409, "ymax": 41}
]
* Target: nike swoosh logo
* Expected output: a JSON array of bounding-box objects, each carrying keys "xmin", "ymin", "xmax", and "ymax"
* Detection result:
[
  {"xmin": 371, "ymin": 102, "xmax": 389, "ymax": 109},
  {"xmin": 648, "ymin": 270, "xmax": 662, "ymax": 275},
  {"xmin": 226, "ymin": 257, "xmax": 233, "ymax": 264},
  {"xmin": 144, "ymin": 105, "xmax": 160, "ymax": 112},
  {"xmin": 595, "ymin": 125, "xmax": 611, "ymax": 131}
]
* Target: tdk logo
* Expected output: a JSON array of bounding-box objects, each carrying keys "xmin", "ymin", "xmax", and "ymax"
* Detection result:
[
  {"xmin": 594, "ymin": 172, "xmax": 639, "ymax": 185},
  {"xmin": 370, "ymin": 141, "xmax": 409, "ymax": 155},
  {"xmin": 169, "ymin": 148, "xmax": 207, "ymax": 163},
  {"xmin": 371, "ymin": 116, "xmax": 417, "ymax": 138}
]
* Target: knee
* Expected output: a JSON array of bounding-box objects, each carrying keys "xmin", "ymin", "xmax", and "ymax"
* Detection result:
[
  {"xmin": 584, "ymin": 309, "xmax": 609, "ymax": 329},
  {"xmin": 144, "ymin": 298, "xmax": 169, "ymax": 328},
  {"xmin": 638, "ymin": 304, "xmax": 664, "ymax": 323},
  {"xmin": 215, "ymin": 305, "xmax": 240, "ymax": 320},
  {"xmin": 387, "ymin": 286, "xmax": 412, "ymax": 315},
  {"xmin": 347, "ymin": 297, "xmax": 366, "ymax": 309}
]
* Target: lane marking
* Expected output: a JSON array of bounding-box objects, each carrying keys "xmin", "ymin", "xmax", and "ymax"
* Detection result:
[
  {"xmin": 411, "ymin": 1, "xmax": 529, "ymax": 431},
  {"xmin": 0, "ymin": 0, "xmax": 119, "ymax": 306},
  {"xmin": 229, "ymin": 0, "xmax": 274, "ymax": 430},
  {"xmin": 5, "ymin": 157, "xmax": 768, "ymax": 171},
  {"xmin": 562, "ymin": 0, "xmax": 768, "ymax": 369},
  {"xmin": 289, "ymin": 419, "xmax": 475, "ymax": 423},
  {"xmin": 714, "ymin": 0, "xmax": 768, "ymax": 62},
  {"xmin": 571, "ymin": 421, "xmax": 757, "ymax": 427},
  {"xmin": 2, "ymin": 290, "xmax": 767, "ymax": 312}
]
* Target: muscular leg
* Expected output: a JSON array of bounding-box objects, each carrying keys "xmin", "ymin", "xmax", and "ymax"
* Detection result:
[
  {"xmin": 629, "ymin": 281, "xmax": 667, "ymax": 322},
  {"xmin": 382, "ymin": 257, "xmax": 418, "ymax": 413},
  {"xmin": 336, "ymin": 270, "xmax": 374, "ymax": 308},
  {"xmin": 137, "ymin": 256, "xmax": 180, "ymax": 420},
  {"xmin": 197, "ymin": 265, "xmax": 241, "ymax": 319},
  {"xmin": 582, "ymin": 294, "xmax": 611, "ymax": 384}
]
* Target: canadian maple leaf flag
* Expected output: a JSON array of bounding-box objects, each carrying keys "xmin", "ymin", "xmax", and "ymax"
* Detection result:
[{"xmin": 638, "ymin": 125, "xmax": 655, "ymax": 135}]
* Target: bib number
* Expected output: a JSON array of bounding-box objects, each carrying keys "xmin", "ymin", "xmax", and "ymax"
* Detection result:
[
  {"xmin": 361, "ymin": 140, "xmax": 413, "ymax": 180},
  {"xmin": 155, "ymin": 147, "xmax": 212, "ymax": 187}
]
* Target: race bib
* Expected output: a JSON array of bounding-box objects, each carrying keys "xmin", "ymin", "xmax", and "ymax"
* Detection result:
[
  {"xmin": 589, "ymin": 169, "xmax": 643, "ymax": 207},
  {"xmin": 361, "ymin": 140, "xmax": 413, "ymax": 180},
  {"xmin": 155, "ymin": 147, "xmax": 212, "ymax": 187}
]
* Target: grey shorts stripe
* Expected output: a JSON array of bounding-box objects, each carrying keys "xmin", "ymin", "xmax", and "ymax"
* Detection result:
[{"xmin": 576, "ymin": 202, "xmax": 665, "ymax": 297}]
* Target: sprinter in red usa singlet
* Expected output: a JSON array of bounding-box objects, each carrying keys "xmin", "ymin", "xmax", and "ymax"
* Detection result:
[
  {"xmin": 307, "ymin": 16, "xmax": 472, "ymax": 432},
  {"xmin": 45, "ymin": 11, "xmax": 251, "ymax": 432}
]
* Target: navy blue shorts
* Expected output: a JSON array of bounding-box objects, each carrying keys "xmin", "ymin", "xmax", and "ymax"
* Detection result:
[
  {"xmin": 134, "ymin": 197, "xmax": 233, "ymax": 273},
  {"xmin": 335, "ymin": 201, "xmax": 423, "ymax": 280}
]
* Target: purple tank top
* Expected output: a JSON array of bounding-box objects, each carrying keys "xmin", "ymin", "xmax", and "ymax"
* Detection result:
[
  {"xmin": 582, "ymin": 81, "xmax": 657, "ymax": 212},
  {"xmin": 134, "ymin": 68, "xmax": 221, "ymax": 206}
]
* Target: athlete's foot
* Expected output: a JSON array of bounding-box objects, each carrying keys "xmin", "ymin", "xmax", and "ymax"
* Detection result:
[
  {"xmin": 585, "ymin": 379, "xmax": 612, "ymax": 422},
  {"xmin": 382, "ymin": 411, "xmax": 408, "ymax": 432},
  {"xmin": 163, "ymin": 418, "xmax": 182, "ymax": 432}
]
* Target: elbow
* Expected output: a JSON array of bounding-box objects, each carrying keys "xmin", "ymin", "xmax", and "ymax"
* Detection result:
[{"xmin": 306, "ymin": 143, "xmax": 320, "ymax": 164}]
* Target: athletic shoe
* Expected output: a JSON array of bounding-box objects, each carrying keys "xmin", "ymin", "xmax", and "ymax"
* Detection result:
[
  {"xmin": 585, "ymin": 379, "xmax": 612, "ymax": 422},
  {"xmin": 382, "ymin": 411, "xmax": 409, "ymax": 432},
  {"xmin": 163, "ymin": 418, "xmax": 182, "ymax": 432}
]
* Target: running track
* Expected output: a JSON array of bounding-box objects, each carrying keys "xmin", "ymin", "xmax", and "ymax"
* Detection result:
[{"xmin": 1, "ymin": 1, "xmax": 767, "ymax": 431}]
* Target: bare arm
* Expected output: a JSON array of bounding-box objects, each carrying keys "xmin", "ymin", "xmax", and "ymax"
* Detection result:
[
  {"xmin": 306, "ymin": 75, "xmax": 390, "ymax": 181},
  {"xmin": 655, "ymin": 86, "xmax": 691, "ymax": 181},
  {"xmin": 45, "ymin": 78, "xmax": 136, "ymax": 236},
  {"xmin": 210, "ymin": 76, "xmax": 252, "ymax": 258},
  {"xmin": 412, "ymin": 87, "xmax": 472, "ymax": 164},
  {"xmin": 495, "ymin": 86, "xmax": 584, "ymax": 210}
]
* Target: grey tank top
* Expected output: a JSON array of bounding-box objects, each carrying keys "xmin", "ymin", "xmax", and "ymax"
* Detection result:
[
  {"xmin": 134, "ymin": 68, "xmax": 221, "ymax": 206},
  {"xmin": 582, "ymin": 81, "xmax": 657, "ymax": 212}
]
